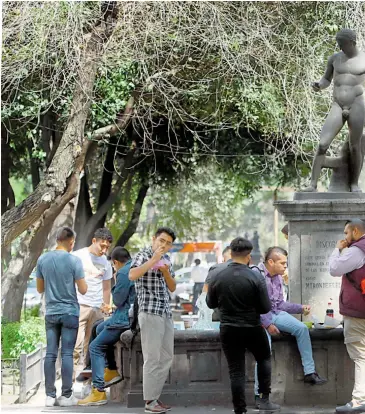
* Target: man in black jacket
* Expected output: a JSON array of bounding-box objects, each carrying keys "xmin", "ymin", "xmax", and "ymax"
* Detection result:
[{"xmin": 206, "ymin": 237, "xmax": 280, "ymax": 414}]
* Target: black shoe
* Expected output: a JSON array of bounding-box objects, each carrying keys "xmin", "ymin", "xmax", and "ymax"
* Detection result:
[
  {"xmin": 304, "ymin": 372, "xmax": 327, "ymax": 385},
  {"xmin": 256, "ymin": 394, "xmax": 281, "ymax": 412},
  {"xmin": 76, "ymin": 367, "xmax": 92, "ymax": 382}
]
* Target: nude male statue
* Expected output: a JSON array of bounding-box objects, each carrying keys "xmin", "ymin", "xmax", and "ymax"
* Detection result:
[{"xmin": 304, "ymin": 29, "xmax": 365, "ymax": 193}]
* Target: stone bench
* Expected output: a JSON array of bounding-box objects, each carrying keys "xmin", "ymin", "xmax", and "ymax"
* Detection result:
[{"xmin": 110, "ymin": 328, "xmax": 353, "ymax": 407}]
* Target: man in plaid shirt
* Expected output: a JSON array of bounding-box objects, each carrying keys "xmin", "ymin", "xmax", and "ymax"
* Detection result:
[{"xmin": 129, "ymin": 227, "xmax": 176, "ymax": 414}]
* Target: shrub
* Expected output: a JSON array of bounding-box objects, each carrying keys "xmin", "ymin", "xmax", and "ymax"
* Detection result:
[{"xmin": 1, "ymin": 317, "xmax": 46, "ymax": 359}]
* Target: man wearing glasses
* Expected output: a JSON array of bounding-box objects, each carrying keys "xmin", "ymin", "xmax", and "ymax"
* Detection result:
[{"xmin": 129, "ymin": 227, "xmax": 176, "ymax": 414}]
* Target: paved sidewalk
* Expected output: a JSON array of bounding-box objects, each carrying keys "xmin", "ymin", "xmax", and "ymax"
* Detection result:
[{"xmin": 0, "ymin": 403, "xmax": 338, "ymax": 414}]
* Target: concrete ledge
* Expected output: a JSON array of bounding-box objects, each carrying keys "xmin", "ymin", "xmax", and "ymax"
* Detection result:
[{"xmin": 113, "ymin": 327, "xmax": 353, "ymax": 408}]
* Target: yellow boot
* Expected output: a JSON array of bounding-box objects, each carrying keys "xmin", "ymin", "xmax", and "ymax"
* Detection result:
[
  {"xmin": 77, "ymin": 387, "xmax": 107, "ymax": 406},
  {"xmin": 104, "ymin": 368, "xmax": 123, "ymax": 387}
]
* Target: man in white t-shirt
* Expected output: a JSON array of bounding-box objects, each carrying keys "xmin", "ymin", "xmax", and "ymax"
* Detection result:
[
  {"xmin": 191, "ymin": 259, "xmax": 208, "ymax": 313},
  {"xmin": 72, "ymin": 228, "xmax": 113, "ymax": 376}
]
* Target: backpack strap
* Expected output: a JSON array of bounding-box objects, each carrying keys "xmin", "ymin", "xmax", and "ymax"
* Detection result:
[{"xmin": 250, "ymin": 265, "xmax": 265, "ymax": 275}]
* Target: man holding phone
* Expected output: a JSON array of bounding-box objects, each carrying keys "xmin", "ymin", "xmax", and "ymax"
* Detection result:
[{"xmin": 129, "ymin": 227, "xmax": 177, "ymax": 414}]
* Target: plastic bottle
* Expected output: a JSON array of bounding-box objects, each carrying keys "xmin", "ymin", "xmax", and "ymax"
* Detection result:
[{"xmin": 326, "ymin": 300, "xmax": 334, "ymax": 318}]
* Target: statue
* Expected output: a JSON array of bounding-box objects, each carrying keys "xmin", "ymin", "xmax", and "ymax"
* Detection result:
[{"xmin": 303, "ymin": 29, "xmax": 365, "ymax": 193}]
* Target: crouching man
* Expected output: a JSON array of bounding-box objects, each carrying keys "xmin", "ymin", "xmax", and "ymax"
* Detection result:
[{"xmin": 78, "ymin": 247, "xmax": 135, "ymax": 406}]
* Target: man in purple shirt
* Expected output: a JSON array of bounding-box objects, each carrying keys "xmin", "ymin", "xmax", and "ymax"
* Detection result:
[
  {"xmin": 329, "ymin": 219, "xmax": 365, "ymax": 413},
  {"xmin": 253, "ymin": 247, "xmax": 327, "ymax": 403}
]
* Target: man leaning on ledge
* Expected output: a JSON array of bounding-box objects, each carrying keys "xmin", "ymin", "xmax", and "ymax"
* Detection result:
[{"xmin": 329, "ymin": 219, "xmax": 365, "ymax": 413}]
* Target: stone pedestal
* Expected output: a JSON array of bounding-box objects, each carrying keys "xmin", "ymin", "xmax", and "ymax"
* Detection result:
[{"xmin": 275, "ymin": 193, "xmax": 365, "ymax": 322}]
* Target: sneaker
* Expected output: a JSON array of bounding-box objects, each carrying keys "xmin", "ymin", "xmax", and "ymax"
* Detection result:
[
  {"xmin": 77, "ymin": 387, "xmax": 107, "ymax": 406},
  {"xmin": 76, "ymin": 367, "xmax": 92, "ymax": 382},
  {"xmin": 104, "ymin": 368, "xmax": 123, "ymax": 387},
  {"xmin": 45, "ymin": 396, "xmax": 56, "ymax": 407},
  {"xmin": 158, "ymin": 400, "xmax": 172, "ymax": 411},
  {"xmin": 255, "ymin": 394, "xmax": 281, "ymax": 412},
  {"xmin": 336, "ymin": 400, "xmax": 365, "ymax": 412},
  {"xmin": 304, "ymin": 372, "xmax": 327, "ymax": 385},
  {"xmin": 145, "ymin": 399, "xmax": 167, "ymax": 413},
  {"xmin": 57, "ymin": 393, "xmax": 79, "ymax": 406}
]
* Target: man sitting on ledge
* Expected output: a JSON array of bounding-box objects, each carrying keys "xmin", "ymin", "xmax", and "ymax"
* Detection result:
[{"xmin": 253, "ymin": 246, "xmax": 327, "ymax": 406}]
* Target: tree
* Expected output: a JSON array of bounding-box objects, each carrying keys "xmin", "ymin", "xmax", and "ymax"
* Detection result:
[{"xmin": 2, "ymin": 1, "xmax": 364, "ymax": 321}]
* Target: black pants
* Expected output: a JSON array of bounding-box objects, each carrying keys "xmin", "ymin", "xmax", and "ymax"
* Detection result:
[{"xmin": 220, "ymin": 325, "xmax": 271, "ymax": 414}]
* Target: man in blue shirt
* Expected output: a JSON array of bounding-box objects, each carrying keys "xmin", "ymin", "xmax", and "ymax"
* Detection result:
[
  {"xmin": 78, "ymin": 247, "xmax": 135, "ymax": 406},
  {"xmin": 36, "ymin": 227, "xmax": 87, "ymax": 407}
]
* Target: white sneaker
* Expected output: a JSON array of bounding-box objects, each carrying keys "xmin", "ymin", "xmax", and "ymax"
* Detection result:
[
  {"xmin": 45, "ymin": 396, "xmax": 56, "ymax": 407},
  {"xmin": 57, "ymin": 393, "xmax": 78, "ymax": 406}
]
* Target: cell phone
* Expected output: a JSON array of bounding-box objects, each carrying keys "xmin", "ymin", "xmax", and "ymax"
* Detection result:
[{"xmin": 152, "ymin": 258, "xmax": 169, "ymax": 270}]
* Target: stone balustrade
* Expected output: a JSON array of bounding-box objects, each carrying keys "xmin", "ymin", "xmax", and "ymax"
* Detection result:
[{"xmin": 110, "ymin": 327, "xmax": 353, "ymax": 408}]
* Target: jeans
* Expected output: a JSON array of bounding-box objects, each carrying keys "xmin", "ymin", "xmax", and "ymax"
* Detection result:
[
  {"xmin": 193, "ymin": 282, "xmax": 204, "ymax": 313},
  {"xmin": 45, "ymin": 314, "xmax": 79, "ymax": 398},
  {"xmin": 89, "ymin": 320, "xmax": 127, "ymax": 390},
  {"xmin": 254, "ymin": 311, "xmax": 315, "ymax": 394},
  {"xmin": 84, "ymin": 319, "xmax": 104, "ymax": 369},
  {"xmin": 220, "ymin": 325, "xmax": 271, "ymax": 414}
]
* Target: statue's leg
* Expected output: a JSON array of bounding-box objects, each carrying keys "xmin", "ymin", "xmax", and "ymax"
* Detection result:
[
  {"xmin": 348, "ymin": 98, "xmax": 365, "ymax": 192},
  {"xmin": 304, "ymin": 103, "xmax": 344, "ymax": 191}
]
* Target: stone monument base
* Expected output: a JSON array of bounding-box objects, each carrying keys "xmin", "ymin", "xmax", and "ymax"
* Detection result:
[
  {"xmin": 111, "ymin": 329, "xmax": 353, "ymax": 408},
  {"xmin": 275, "ymin": 193, "xmax": 365, "ymax": 321}
]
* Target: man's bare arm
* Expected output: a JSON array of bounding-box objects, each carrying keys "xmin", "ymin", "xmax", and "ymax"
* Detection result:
[{"xmin": 313, "ymin": 54, "xmax": 335, "ymax": 91}]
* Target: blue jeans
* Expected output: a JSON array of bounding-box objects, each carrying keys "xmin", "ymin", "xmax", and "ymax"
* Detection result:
[
  {"xmin": 89, "ymin": 320, "xmax": 126, "ymax": 390},
  {"xmin": 254, "ymin": 311, "xmax": 315, "ymax": 395},
  {"xmin": 45, "ymin": 314, "xmax": 79, "ymax": 398}
]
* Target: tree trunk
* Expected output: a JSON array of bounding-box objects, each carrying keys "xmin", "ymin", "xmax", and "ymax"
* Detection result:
[
  {"xmin": 1, "ymin": 27, "xmax": 106, "ymax": 248},
  {"xmin": 27, "ymin": 141, "xmax": 41, "ymax": 190},
  {"xmin": 95, "ymin": 137, "xmax": 117, "ymax": 229},
  {"xmin": 74, "ymin": 172, "xmax": 94, "ymax": 249},
  {"xmin": 1, "ymin": 173, "xmax": 79, "ymax": 322},
  {"xmin": 116, "ymin": 182, "xmax": 149, "ymax": 246},
  {"xmin": 80, "ymin": 148, "xmax": 137, "ymax": 247},
  {"xmin": 1, "ymin": 124, "xmax": 11, "ymax": 214}
]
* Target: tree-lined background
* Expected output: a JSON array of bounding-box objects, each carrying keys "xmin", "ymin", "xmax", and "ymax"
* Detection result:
[{"xmin": 2, "ymin": 1, "xmax": 365, "ymax": 323}]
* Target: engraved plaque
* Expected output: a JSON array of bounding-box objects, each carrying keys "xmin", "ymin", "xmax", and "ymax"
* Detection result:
[{"xmin": 300, "ymin": 232, "xmax": 342, "ymax": 321}]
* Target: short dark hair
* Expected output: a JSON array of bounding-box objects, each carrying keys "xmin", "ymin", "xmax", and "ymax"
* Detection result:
[
  {"xmin": 194, "ymin": 259, "xmax": 201, "ymax": 265},
  {"xmin": 336, "ymin": 28, "xmax": 356, "ymax": 44},
  {"xmin": 281, "ymin": 224, "xmax": 288, "ymax": 236},
  {"xmin": 222, "ymin": 246, "xmax": 231, "ymax": 255},
  {"xmin": 345, "ymin": 219, "xmax": 365, "ymax": 233},
  {"xmin": 155, "ymin": 227, "xmax": 176, "ymax": 242},
  {"xmin": 111, "ymin": 247, "xmax": 131, "ymax": 263},
  {"xmin": 93, "ymin": 227, "xmax": 113, "ymax": 243},
  {"xmin": 56, "ymin": 227, "xmax": 76, "ymax": 242},
  {"xmin": 229, "ymin": 237, "xmax": 253, "ymax": 258},
  {"xmin": 264, "ymin": 246, "xmax": 288, "ymax": 262}
]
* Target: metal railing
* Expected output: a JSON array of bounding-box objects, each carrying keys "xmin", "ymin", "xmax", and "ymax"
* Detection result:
[
  {"xmin": 19, "ymin": 342, "xmax": 45, "ymax": 403},
  {"xmin": 2, "ymin": 343, "xmax": 61, "ymax": 403},
  {"xmin": 1, "ymin": 358, "xmax": 19, "ymax": 397}
]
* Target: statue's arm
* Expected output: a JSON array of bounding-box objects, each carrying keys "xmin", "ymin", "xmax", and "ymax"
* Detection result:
[{"xmin": 313, "ymin": 54, "xmax": 335, "ymax": 91}]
